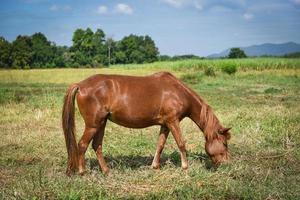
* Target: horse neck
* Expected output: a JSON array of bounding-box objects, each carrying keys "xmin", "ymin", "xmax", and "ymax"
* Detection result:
[{"xmin": 189, "ymin": 94, "xmax": 221, "ymax": 142}]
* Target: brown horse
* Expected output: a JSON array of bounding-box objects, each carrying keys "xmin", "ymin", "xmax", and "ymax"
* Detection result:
[{"xmin": 62, "ymin": 72, "xmax": 231, "ymax": 175}]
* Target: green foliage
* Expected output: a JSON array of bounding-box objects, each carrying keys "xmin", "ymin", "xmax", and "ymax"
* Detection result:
[
  {"xmin": 159, "ymin": 55, "xmax": 172, "ymax": 61},
  {"xmin": 228, "ymin": 48, "xmax": 247, "ymax": 58},
  {"xmin": 116, "ymin": 34, "xmax": 159, "ymax": 64},
  {"xmin": 264, "ymin": 87, "xmax": 281, "ymax": 94},
  {"xmin": 0, "ymin": 28, "xmax": 159, "ymax": 68},
  {"xmin": 221, "ymin": 63, "xmax": 237, "ymax": 75},
  {"xmin": 115, "ymin": 51, "xmax": 127, "ymax": 64},
  {"xmin": 70, "ymin": 30, "xmax": 159, "ymax": 66},
  {"xmin": 71, "ymin": 28, "xmax": 107, "ymax": 66},
  {"xmin": 0, "ymin": 37, "xmax": 12, "ymax": 68},
  {"xmin": 1, "ymin": 33, "xmax": 66, "ymax": 69},
  {"xmin": 11, "ymin": 35, "xmax": 33, "ymax": 69},
  {"xmin": 181, "ymin": 73, "xmax": 203, "ymax": 84},
  {"xmin": 31, "ymin": 32, "xmax": 55, "ymax": 68},
  {"xmin": 204, "ymin": 66, "xmax": 216, "ymax": 76},
  {"xmin": 283, "ymin": 51, "xmax": 300, "ymax": 58},
  {"xmin": 159, "ymin": 54, "xmax": 202, "ymax": 61}
]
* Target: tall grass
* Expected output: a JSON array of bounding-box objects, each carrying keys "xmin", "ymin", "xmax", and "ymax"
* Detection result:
[{"xmin": 113, "ymin": 57, "xmax": 300, "ymax": 71}]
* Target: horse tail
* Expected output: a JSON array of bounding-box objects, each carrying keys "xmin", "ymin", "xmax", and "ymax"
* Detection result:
[{"xmin": 62, "ymin": 84, "xmax": 79, "ymax": 175}]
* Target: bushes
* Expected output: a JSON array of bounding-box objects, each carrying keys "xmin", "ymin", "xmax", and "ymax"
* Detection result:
[
  {"xmin": 221, "ymin": 63, "xmax": 237, "ymax": 75},
  {"xmin": 181, "ymin": 73, "xmax": 203, "ymax": 84},
  {"xmin": 204, "ymin": 66, "xmax": 216, "ymax": 76},
  {"xmin": 181, "ymin": 64, "xmax": 237, "ymax": 83}
]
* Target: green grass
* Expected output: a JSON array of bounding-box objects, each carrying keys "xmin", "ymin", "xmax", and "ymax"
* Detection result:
[
  {"xmin": 113, "ymin": 57, "xmax": 300, "ymax": 71},
  {"xmin": 1, "ymin": 58, "xmax": 300, "ymax": 199}
]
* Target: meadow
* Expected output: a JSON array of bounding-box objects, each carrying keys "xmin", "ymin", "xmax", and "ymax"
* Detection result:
[{"xmin": 0, "ymin": 58, "xmax": 300, "ymax": 199}]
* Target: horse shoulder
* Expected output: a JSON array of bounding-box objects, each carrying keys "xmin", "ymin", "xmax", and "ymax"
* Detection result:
[{"xmin": 151, "ymin": 73, "xmax": 191, "ymax": 121}]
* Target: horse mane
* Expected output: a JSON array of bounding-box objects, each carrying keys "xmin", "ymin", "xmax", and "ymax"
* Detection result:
[{"xmin": 198, "ymin": 102, "xmax": 222, "ymax": 141}]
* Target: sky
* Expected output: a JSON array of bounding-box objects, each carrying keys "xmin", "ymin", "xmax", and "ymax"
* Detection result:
[{"xmin": 0, "ymin": 0, "xmax": 300, "ymax": 56}]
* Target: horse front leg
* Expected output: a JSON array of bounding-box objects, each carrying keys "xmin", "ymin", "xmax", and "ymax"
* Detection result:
[
  {"xmin": 92, "ymin": 119, "xmax": 109, "ymax": 175},
  {"xmin": 167, "ymin": 121, "xmax": 188, "ymax": 170},
  {"xmin": 151, "ymin": 126, "xmax": 170, "ymax": 169},
  {"xmin": 78, "ymin": 127, "xmax": 97, "ymax": 175}
]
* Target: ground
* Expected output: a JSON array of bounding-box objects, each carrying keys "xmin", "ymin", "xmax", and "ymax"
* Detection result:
[{"xmin": 0, "ymin": 59, "xmax": 300, "ymax": 199}]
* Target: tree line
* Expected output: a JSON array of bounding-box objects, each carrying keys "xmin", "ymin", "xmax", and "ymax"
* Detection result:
[
  {"xmin": 0, "ymin": 28, "xmax": 159, "ymax": 69},
  {"xmin": 159, "ymin": 54, "xmax": 204, "ymax": 61}
]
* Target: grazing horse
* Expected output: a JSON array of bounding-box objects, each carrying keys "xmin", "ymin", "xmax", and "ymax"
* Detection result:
[{"xmin": 62, "ymin": 72, "xmax": 231, "ymax": 175}]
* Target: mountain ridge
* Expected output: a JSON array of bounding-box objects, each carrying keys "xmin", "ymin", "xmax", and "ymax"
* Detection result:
[{"xmin": 208, "ymin": 42, "xmax": 300, "ymax": 58}]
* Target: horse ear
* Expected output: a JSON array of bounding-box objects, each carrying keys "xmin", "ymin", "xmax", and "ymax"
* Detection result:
[{"xmin": 220, "ymin": 127, "xmax": 231, "ymax": 140}]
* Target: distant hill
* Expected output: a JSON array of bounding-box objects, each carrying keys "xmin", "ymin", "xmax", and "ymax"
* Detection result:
[{"xmin": 208, "ymin": 42, "xmax": 300, "ymax": 58}]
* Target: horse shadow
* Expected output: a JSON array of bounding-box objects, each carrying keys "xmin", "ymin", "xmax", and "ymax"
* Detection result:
[{"xmin": 87, "ymin": 151, "xmax": 215, "ymax": 172}]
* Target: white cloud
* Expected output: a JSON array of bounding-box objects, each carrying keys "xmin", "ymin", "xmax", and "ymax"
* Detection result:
[
  {"xmin": 194, "ymin": 0, "xmax": 203, "ymax": 10},
  {"xmin": 115, "ymin": 3, "xmax": 133, "ymax": 15},
  {"xmin": 243, "ymin": 13, "xmax": 253, "ymax": 20},
  {"xmin": 49, "ymin": 4, "xmax": 71, "ymax": 12},
  {"xmin": 97, "ymin": 5, "xmax": 108, "ymax": 14},
  {"xmin": 163, "ymin": 0, "xmax": 185, "ymax": 8}
]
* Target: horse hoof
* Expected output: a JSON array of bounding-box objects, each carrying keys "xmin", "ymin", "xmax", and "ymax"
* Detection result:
[
  {"xmin": 66, "ymin": 168, "xmax": 76, "ymax": 176},
  {"xmin": 182, "ymin": 165, "xmax": 188, "ymax": 170},
  {"xmin": 79, "ymin": 170, "xmax": 86, "ymax": 176},
  {"xmin": 151, "ymin": 163, "xmax": 160, "ymax": 169},
  {"xmin": 66, "ymin": 171, "xmax": 72, "ymax": 177},
  {"xmin": 103, "ymin": 168, "xmax": 110, "ymax": 176}
]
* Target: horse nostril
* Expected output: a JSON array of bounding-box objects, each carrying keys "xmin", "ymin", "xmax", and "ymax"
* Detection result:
[{"xmin": 211, "ymin": 157, "xmax": 220, "ymax": 166}]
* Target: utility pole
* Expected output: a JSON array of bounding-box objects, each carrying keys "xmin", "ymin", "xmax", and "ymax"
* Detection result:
[{"xmin": 106, "ymin": 36, "xmax": 113, "ymax": 66}]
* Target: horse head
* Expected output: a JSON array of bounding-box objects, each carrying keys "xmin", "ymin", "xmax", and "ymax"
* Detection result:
[{"xmin": 205, "ymin": 127, "xmax": 231, "ymax": 165}]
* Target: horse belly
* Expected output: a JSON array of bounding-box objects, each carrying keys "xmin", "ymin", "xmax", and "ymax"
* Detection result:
[{"xmin": 107, "ymin": 103, "xmax": 161, "ymax": 128}]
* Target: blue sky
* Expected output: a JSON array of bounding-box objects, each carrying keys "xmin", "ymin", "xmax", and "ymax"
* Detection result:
[{"xmin": 1, "ymin": 0, "xmax": 300, "ymax": 56}]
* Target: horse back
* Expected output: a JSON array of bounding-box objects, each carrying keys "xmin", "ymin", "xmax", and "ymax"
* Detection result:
[{"xmin": 75, "ymin": 72, "xmax": 191, "ymax": 128}]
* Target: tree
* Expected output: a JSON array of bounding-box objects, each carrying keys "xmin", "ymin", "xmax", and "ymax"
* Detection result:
[
  {"xmin": 228, "ymin": 48, "xmax": 247, "ymax": 58},
  {"xmin": 159, "ymin": 55, "xmax": 171, "ymax": 61},
  {"xmin": 31, "ymin": 32, "xmax": 55, "ymax": 67},
  {"xmin": 11, "ymin": 35, "xmax": 33, "ymax": 68},
  {"xmin": 71, "ymin": 28, "xmax": 90, "ymax": 65},
  {"xmin": 53, "ymin": 45, "xmax": 68, "ymax": 67},
  {"xmin": 115, "ymin": 50, "xmax": 127, "ymax": 64},
  {"xmin": 1, "ymin": 34, "xmax": 67, "ymax": 68},
  {"xmin": 94, "ymin": 29, "xmax": 106, "ymax": 56},
  {"xmin": 2, "ymin": 27, "xmax": 160, "ymax": 68},
  {"xmin": 142, "ymin": 35, "xmax": 159, "ymax": 62},
  {"xmin": 92, "ymin": 29, "xmax": 108, "ymax": 66},
  {"xmin": 283, "ymin": 52, "xmax": 300, "ymax": 58},
  {"xmin": 72, "ymin": 28, "xmax": 85, "ymax": 52},
  {"xmin": 81, "ymin": 28, "xmax": 94, "ymax": 56},
  {"xmin": 71, "ymin": 28, "xmax": 107, "ymax": 66},
  {"xmin": 116, "ymin": 34, "xmax": 159, "ymax": 64},
  {"xmin": 0, "ymin": 37, "xmax": 11, "ymax": 68}
]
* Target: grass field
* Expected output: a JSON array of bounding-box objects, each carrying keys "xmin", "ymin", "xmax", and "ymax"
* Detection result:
[{"xmin": 1, "ymin": 58, "xmax": 300, "ymax": 199}]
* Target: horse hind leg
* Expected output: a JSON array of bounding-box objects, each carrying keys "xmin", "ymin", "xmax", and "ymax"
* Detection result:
[
  {"xmin": 77, "ymin": 126, "xmax": 98, "ymax": 175},
  {"xmin": 151, "ymin": 126, "xmax": 169, "ymax": 169},
  {"xmin": 92, "ymin": 119, "xmax": 109, "ymax": 175}
]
